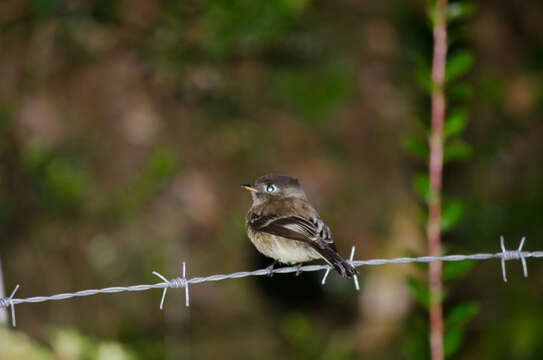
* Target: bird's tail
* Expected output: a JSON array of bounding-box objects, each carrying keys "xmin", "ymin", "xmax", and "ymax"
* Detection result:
[{"xmin": 317, "ymin": 246, "xmax": 358, "ymax": 277}]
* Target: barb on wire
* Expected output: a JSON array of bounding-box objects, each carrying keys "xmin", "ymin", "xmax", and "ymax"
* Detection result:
[
  {"xmin": 1, "ymin": 236, "xmax": 541, "ymax": 327},
  {"xmin": 349, "ymin": 246, "xmax": 360, "ymax": 291},
  {"xmin": 0, "ymin": 284, "xmax": 19, "ymax": 327},
  {"xmin": 320, "ymin": 266, "xmax": 331, "ymax": 285},
  {"xmin": 500, "ymin": 235, "xmax": 528, "ymax": 282},
  {"xmin": 152, "ymin": 261, "xmax": 189, "ymax": 310}
]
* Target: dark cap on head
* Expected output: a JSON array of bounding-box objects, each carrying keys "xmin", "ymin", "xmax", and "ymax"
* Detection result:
[{"xmin": 254, "ymin": 174, "xmax": 301, "ymax": 188}]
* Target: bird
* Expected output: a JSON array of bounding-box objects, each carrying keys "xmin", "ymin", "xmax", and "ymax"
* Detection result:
[{"xmin": 242, "ymin": 173, "xmax": 357, "ymax": 277}]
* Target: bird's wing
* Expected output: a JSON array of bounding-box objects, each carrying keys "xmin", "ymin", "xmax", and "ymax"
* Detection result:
[
  {"xmin": 249, "ymin": 212, "xmax": 356, "ymax": 277},
  {"xmin": 249, "ymin": 213, "xmax": 336, "ymax": 249}
]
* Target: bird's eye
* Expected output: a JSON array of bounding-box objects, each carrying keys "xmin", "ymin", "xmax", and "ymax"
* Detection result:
[{"xmin": 266, "ymin": 184, "xmax": 276, "ymax": 193}]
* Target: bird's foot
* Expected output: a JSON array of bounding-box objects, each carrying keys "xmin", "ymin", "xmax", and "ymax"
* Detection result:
[
  {"xmin": 266, "ymin": 261, "xmax": 278, "ymax": 277},
  {"xmin": 295, "ymin": 263, "xmax": 303, "ymax": 276}
]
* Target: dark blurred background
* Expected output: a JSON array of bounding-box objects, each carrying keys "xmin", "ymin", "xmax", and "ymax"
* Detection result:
[{"xmin": 1, "ymin": 0, "xmax": 542, "ymax": 359}]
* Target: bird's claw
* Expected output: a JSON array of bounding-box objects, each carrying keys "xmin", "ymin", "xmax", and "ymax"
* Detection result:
[
  {"xmin": 295, "ymin": 264, "xmax": 303, "ymax": 276},
  {"xmin": 266, "ymin": 261, "xmax": 278, "ymax": 277}
]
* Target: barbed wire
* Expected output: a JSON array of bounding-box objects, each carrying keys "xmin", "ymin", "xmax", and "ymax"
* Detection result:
[{"xmin": 1, "ymin": 236, "xmax": 540, "ymax": 327}]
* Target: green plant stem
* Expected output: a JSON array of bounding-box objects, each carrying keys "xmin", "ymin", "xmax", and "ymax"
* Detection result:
[{"xmin": 428, "ymin": 0, "xmax": 448, "ymax": 359}]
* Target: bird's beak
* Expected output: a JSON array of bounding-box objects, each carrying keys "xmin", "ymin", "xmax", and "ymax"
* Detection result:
[{"xmin": 241, "ymin": 184, "xmax": 258, "ymax": 192}]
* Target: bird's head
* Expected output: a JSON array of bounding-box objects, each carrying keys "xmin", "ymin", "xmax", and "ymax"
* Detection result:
[{"xmin": 242, "ymin": 173, "xmax": 307, "ymax": 205}]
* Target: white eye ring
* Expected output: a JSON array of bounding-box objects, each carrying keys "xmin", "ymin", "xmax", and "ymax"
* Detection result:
[{"xmin": 266, "ymin": 184, "xmax": 276, "ymax": 193}]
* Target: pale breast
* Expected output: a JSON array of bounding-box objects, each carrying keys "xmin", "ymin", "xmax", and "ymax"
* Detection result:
[{"xmin": 247, "ymin": 227, "xmax": 321, "ymax": 264}]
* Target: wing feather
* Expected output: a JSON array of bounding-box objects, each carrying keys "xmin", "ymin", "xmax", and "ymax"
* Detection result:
[
  {"xmin": 250, "ymin": 214, "xmax": 320, "ymax": 241},
  {"xmin": 247, "ymin": 202, "xmax": 356, "ymax": 277},
  {"xmin": 250, "ymin": 214, "xmax": 349, "ymax": 271}
]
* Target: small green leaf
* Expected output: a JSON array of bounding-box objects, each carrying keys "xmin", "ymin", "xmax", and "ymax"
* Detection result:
[
  {"xmin": 412, "ymin": 173, "xmax": 430, "ymax": 202},
  {"xmin": 443, "ymin": 260, "xmax": 473, "ymax": 280},
  {"xmin": 444, "ymin": 328, "xmax": 463, "ymax": 358},
  {"xmin": 447, "ymin": 2, "xmax": 475, "ymax": 21},
  {"xmin": 441, "ymin": 200, "xmax": 465, "ymax": 231},
  {"xmin": 446, "ymin": 50, "xmax": 474, "ymax": 82},
  {"xmin": 444, "ymin": 109, "xmax": 468, "ymax": 138},
  {"xmin": 446, "ymin": 301, "xmax": 479, "ymax": 328},
  {"xmin": 407, "ymin": 277, "xmax": 429, "ymax": 308},
  {"xmin": 414, "ymin": 56, "xmax": 432, "ymax": 93},
  {"xmin": 403, "ymin": 136, "xmax": 428, "ymax": 159},
  {"xmin": 444, "ymin": 140, "xmax": 471, "ymax": 162},
  {"xmin": 415, "ymin": 69, "xmax": 432, "ymax": 93}
]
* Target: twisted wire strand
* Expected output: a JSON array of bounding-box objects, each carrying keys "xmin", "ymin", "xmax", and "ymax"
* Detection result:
[{"xmin": 0, "ymin": 237, "xmax": 540, "ymax": 326}]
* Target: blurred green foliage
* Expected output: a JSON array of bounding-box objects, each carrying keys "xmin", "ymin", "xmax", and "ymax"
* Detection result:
[
  {"xmin": 21, "ymin": 141, "xmax": 90, "ymax": 212},
  {"xmin": 1, "ymin": 0, "xmax": 543, "ymax": 359},
  {"xmin": 103, "ymin": 146, "xmax": 178, "ymax": 219},
  {"xmin": 0, "ymin": 327, "xmax": 136, "ymax": 360},
  {"xmin": 281, "ymin": 312, "xmax": 354, "ymax": 360},
  {"xmin": 271, "ymin": 63, "xmax": 353, "ymax": 121},
  {"xmin": 204, "ymin": 0, "xmax": 310, "ymax": 58}
]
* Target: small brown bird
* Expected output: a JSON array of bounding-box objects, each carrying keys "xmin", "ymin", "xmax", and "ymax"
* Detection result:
[{"xmin": 242, "ymin": 174, "xmax": 357, "ymax": 277}]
